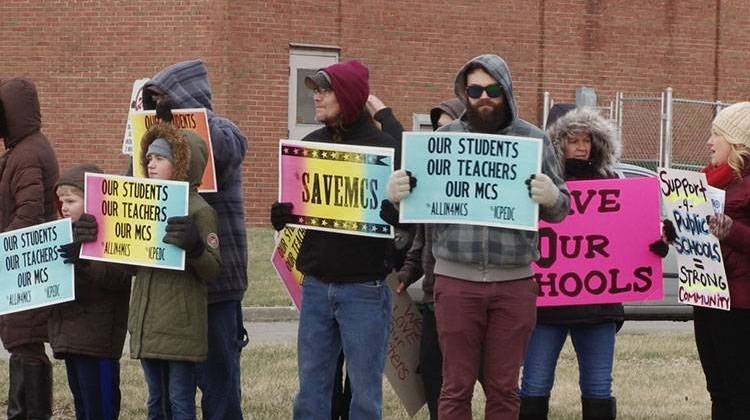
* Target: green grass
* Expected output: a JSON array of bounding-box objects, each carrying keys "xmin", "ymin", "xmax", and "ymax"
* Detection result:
[
  {"xmin": 0, "ymin": 333, "xmax": 711, "ymax": 419},
  {"xmin": 244, "ymin": 227, "xmax": 293, "ymax": 307}
]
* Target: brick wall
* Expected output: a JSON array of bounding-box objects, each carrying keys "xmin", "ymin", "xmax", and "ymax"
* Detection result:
[{"xmin": 2, "ymin": 0, "xmax": 749, "ymax": 226}]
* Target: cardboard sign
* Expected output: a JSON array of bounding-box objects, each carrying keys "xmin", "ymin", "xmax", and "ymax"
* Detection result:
[
  {"xmin": 122, "ymin": 78, "xmax": 149, "ymax": 155},
  {"xmin": 278, "ymin": 140, "xmax": 395, "ymax": 238},
  {"xmin": 659, "ymin": 167, "xmax": 730, "ymax": 310},
  {"xmin": 533, "ymin": 178, "xmax": 664, "ymax": 306},
  {"xmin": 0, "ymin": 219, "xmax": 75, "ymax": 315},
  {"xmin": 80, "ymin": 173, "xmax": 189, "ymax": 271},
  {"xmin": 131, "ymin": 108, "xmax": 217, "ymax": 193},
  {"xmin": 270, "ymin": 227, "xmax": 305, "ymax": 310},
  {"xmin": 399, "ymin": 132, "xmax": 542, "ymax": 231},
  {"xmin": 384, "ymin": 274, "xmax": 426, "ymax": 417},
  {"xmin": 708, "ymin": 185, "xmax": 725, "ymax": 214}
]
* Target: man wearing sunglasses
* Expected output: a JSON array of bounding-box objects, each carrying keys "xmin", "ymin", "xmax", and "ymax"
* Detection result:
[{"xmin": 388, "ymin": 54, "xmax": 569, "ymax": 420}]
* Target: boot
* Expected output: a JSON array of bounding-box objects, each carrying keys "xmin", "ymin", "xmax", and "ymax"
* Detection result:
[
  {"xmin": 519, "ymin": 396, "xmax": 549, "ymax": 420},
  {"xmin": 7, "ymin": 357, "xmax": 26, "ymax": 420},
  {"xmin": 582, "ymin": 397, "xmax": 616, "ymax": 420},
  {"xmin": 24, "ymin": 360, "xmax": 52, "ymax": 420}
]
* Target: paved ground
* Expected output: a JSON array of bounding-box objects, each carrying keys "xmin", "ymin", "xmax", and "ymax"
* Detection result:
[{"xmin": 0, "ymin": 319, "xmax": 694, "ymax": 360}]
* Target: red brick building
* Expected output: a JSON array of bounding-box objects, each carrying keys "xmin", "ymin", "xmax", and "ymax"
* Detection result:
[{"xmin": 2, "ymin": 1, "xmax": 749, "ymax": 225}]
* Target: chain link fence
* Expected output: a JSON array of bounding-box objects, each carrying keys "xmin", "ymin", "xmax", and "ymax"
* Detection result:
[{"xmin": 543, "ymin": 89, "xmax": 731, "ymax": 172}]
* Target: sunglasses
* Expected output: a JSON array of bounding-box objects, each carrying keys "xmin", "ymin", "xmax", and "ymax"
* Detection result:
[{"xmin": 465, "ymin": 83, "xmax": 504, "ymax": 99}]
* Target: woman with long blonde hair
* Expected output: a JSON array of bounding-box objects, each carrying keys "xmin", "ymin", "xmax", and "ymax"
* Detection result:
[{"xmin": 700, "ymin": 101, "xmax": 750, "ymax": 419}]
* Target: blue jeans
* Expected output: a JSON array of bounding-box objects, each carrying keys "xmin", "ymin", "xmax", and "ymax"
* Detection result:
[
  {"xmin": 141, "ymin": 359, "xmax": 198, "ymax": 420},
  {"xmin": 293, "ymin": 276, "xmax": 392, "ymax": 420},
  {"xmin": 520, "ymin": 322, "xmax": 616, "ymax": 399},
  {"xmin": 196, "ymin": 300, "xmax": 247, "ymax": 420},
  {"xmin": 65, "ymin": 355, "xmax": 120, "ymax": 420}
]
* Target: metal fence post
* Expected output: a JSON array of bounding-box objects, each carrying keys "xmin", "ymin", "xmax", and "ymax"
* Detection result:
[
  {"xmin": 659, "ymin": 88, "xmax": 673, "ymax": 169},
  {"xmin": 616, "ymin": 92, "xmax": 623, "ymax": 141}
]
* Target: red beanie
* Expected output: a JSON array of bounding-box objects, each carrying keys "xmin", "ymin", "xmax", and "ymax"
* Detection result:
[{"xmin": 323, "ymin": 60, "xmax": 369, "ymax": 124}]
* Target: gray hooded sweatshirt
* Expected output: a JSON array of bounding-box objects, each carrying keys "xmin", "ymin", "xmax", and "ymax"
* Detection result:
[{"xmin": 432, "ymin": 54, "xmax": 570, "ymax": 282}]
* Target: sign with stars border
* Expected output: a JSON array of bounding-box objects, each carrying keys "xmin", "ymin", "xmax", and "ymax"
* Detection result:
[{"xmin": 278, "ymin": 139, "xmax": 395, "ymax": 239}]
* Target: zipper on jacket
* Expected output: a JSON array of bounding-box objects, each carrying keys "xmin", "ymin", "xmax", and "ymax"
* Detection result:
[{"xmin": 482, "ymin": 226, "xmax": 489, "ymax": 280}]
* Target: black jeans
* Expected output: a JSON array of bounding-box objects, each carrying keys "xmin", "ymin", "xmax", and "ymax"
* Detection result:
[{"xmin": 694, "ymin": 306, "xmax": 750, "ymax": 420}]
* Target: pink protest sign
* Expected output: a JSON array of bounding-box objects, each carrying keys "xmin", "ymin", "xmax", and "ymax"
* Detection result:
[
  {"xmin": 533, "ymin": 177, "xmax": 663, "ymax": 306},
  {"xmin": 270, "ymin": 227, "xmax": 305, "ymax": 310}
]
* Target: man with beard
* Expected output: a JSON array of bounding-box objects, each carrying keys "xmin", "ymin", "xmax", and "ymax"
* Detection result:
[{"xmin": 387, "ymin": 54, "xmax": 569, "ymax": 420}]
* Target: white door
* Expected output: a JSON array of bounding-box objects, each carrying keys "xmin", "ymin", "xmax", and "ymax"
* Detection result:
[{"xmin": 288, "ymin": 48, "xmax": 339, "ymax": 140}]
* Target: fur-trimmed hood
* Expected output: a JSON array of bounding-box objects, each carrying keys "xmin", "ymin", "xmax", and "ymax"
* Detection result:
[
  {"xmin": 546, "ymin": 107, "xmax": 620, "ymax": 176},
  {"xmin": 139, "ymin": 123, "xmax": 207, "ymax": 188}
]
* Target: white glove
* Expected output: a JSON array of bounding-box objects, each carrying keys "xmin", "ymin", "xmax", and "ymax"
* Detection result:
[
  {"xmin": 528, "ymin": 173, "xmax": 560, "ymax": 208},
  {"xmin": 388, "ymin": 170, "xmax": 412, "ymax": 204}
]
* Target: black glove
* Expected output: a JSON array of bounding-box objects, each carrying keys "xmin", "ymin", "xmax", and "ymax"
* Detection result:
[
  {"xmin": 163, "ymin": 216, "xmax": 204, "ymax": 258},
  {"xmin": 662, "ymin": 219, "xmax": 677, "ymax": 243},
  {"xmin": 379, "ymin": 199, "xmax": 400, "ymax": 226},
  {"xmin": 155, "ymin": 96, "xmax": 176, "ymax": 123},
  {"xmin": 406, "ymin": 170, "xmax": 417, "ymax": 191},
  {"xmin": 73, "ymin": 213, "xmax": 98, "ymax": 243},
  {"xmin": 271, "ymin": 202, "xmax": 295, "ymax": 231},
  {"xmin": 57, "ymin": 242, "xmax": 81, "ymax": 264},
  {"xmin": 564, "ymin": 158, "xmax": 596, "ymax": 180},
  {"xmin": 649, "ymin": 239, "xmax": 669, "ymax": 258}
]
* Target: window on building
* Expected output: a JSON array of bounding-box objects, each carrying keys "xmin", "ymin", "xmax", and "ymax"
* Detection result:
[
  {"xmin": 412, "ymin": 113, "xmax": 433, "ymax": 131},
  {"xmin": 288, "ymin": 45, "xmax": 339, "ymax": 140}
]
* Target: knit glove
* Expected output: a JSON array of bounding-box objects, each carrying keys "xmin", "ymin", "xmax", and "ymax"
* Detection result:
[
  {"xmin": 73, "ymin": 213, "xmax": 98, "ymax": 243},
  {"xmin": 662, "ymin": 219, "xmax": 677, "ymax": 243},
  {"xmin": 387, "ymin": 170, "xmax": 417, "ymax": 204},
  {"xmin": 163, "ymin": 216, "xmax": 205, "ymax": 258},
  {"xmin": 526, "ymin": 173, "xmax": 560, "ymax": 208},
  {"xmin": 708, "ymin": 214, "xmax": 733, "ymax": 240},
  {"xmin": 270, "ymin": 202, "xmax": 295, "ymax": 231},
  {"xmin": 648, "ymin": 219, "xmax": 679, "ymax": 258},
  {"xmin": 57, "ymin": 242, "xmax": 81, "ymax": 264}
]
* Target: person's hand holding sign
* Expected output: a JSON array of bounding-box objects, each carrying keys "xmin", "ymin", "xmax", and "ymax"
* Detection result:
[
  {"xmin": 526, "ymin": 173, "xmax": 560, "ymax": 208},
  {"xmin": 163, "ymin": 216, "xmax": 205, "ymax": 258},
  {"xmin": 58, "ymin": 213, "xmax": 98, "ymax": 265},
  {"xmin": 270, "ymin": 202, "xmax": 295, "ymax": 231},
  {"xmin": 708, "ymin": 213, "xmax": 733, "ymax": 240},
  {"xmin": 387, "ymin": 170, "xmax": 417, "ymax": 204}
]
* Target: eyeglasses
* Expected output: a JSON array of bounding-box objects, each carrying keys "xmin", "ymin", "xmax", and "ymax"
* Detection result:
[
  {"xmin": 313, "ymin": 88, "xmax": 332, "ymax": 96},
  {"xmin": 465, "ymin": 83, "xmax": 503, "ymax": 99}
]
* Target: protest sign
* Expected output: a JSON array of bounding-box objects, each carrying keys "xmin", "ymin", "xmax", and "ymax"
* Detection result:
[
  {"xmin": 278, "ymin": 140, "xmax": 394, "ymax": 238},
  {"xmin": 533, "ymin": 178, "xmax": 663, "ymax": 306},
  {"xmin": 270, "ymin": 227, "xmax": 305, "ymax": 310},
  {"xmin": 659, "ymin": 167, "xmax": 730, "ymax": 310},
  {"xmin": 131, "ymin": 108, "xmax": 217, "ymax": 192},
  {"xmin": 0, "ymin": 219, "xmax": 75, "ymax": 316},
  {"xmin": 399, "ymin": 132, "xmax": 542, "ymax": 231},
  {"xmin": 708, "ymin": 185, "xmax": 725, "ymax": 214},
  {"xmin": 80, "ymin": 173, "xmax": 189, "ymax": 271},
  {"xmin": 122, "ymin": 78, "xmax": 149, "ymax": 155},
  {"xmin": 384, "ymin": 274, "xmax": 426, "ymax": 417}
]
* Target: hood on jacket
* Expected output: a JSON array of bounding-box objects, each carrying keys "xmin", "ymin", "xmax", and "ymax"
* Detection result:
[
  {"xmin": 453, "ymin": 54, "xmax": 518, "ymax": 129},
  {"xmin": 430, "ymin": 98, "xmax": 465, "ymax": 130},
  {"xmin": 56, "ymin": 164, "xmax": 104, "ymax": 194},
  {"xmin": 546, "ymin": 107, "xmax": 621, "ymax": 176},
  {"xmin": 55, "ymin": 164, "xmax": 103, "ymax": 217},
  {"xmin": 0, "ymin": 78, "xmax": 42, "ymax": 147},
  {"xmin": 139, "ymin": 123, "xmax": 207, "ymax": 188},
  {"xmin": 142, "ymin": 59, "xmax": 213, "ymax": 112}
]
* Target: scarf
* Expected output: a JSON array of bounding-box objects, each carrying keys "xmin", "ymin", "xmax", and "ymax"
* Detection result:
[{"xmin": 702, "ymin": 163, "xmax": 734, "ymax": 189}]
